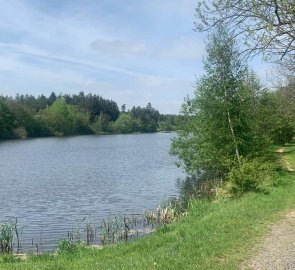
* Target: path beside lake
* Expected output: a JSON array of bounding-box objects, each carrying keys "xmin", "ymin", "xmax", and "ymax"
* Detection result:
[
  {"xmin": 242, "ymin": 147, "xmax": 295, "ymax": 270},
  {"xmin": 242, "ymin": 209, "xmax": 295, "ymax": 270}
]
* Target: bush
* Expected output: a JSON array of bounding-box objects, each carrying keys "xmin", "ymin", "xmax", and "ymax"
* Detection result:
[
  {"xmin": 227, "ymin": 158, "xmax": 275, "ymax": 196},
  {"xmin": 57, "ymin": 239, "xmax": 86, "ymax": 256}
]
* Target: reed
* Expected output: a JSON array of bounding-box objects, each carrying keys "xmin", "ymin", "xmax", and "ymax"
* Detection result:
[
  {"xmin": 0, "ymin": 223, "xmax": 14, "ymax": 253},
  {"xmin": 1, "ymin": 176, "xmax": 222, "ymax": 254}
]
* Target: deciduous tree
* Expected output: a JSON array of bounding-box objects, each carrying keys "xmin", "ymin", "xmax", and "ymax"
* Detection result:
[
  {"xmin": 171, "ymin": 27, "xmax": 269, "ymax": 176},
  {"xmin": 195, "ymin": 0, "xmax": 295, "ymax": 73}
]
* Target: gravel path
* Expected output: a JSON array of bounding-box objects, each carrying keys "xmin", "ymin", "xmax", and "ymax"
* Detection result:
[
  {"xmin": 241, "ymin": 209, "xmax": 295, "ymax": 270},
  {"xmin": 241, "ymin": 147, "xmax": 295, "ymax": 269}
]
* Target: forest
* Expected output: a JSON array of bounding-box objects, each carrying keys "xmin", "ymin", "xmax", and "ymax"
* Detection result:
[{"xmin": 0, "ymin": 92, "xmax": 181, "ymax": 139}]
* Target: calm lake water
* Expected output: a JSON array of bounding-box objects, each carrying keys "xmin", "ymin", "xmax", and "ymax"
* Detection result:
[{"xmin": 0, "ymin": 133, "xmax": 185, "ymax": 252}]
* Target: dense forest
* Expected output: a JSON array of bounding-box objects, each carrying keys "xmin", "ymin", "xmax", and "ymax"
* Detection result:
[{"xmin": 0, "ymin": 92, "xmax": 181, "ymax": 139}]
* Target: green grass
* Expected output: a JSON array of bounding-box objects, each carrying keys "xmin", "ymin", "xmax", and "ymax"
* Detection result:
[
  {"xmin": 270, "ymin": 144, "xmax": 295, "ymax": 153},
  {"xmin": 1, "ymin": 150, "xmax": 295, "ymax": 270},
  {"xmin": 285, "ymin": 152, "xmax": 295, "ymax": 169},
  {"xmin": 288, "ymin": 154, "xmax": 295, "ymax": 166}
]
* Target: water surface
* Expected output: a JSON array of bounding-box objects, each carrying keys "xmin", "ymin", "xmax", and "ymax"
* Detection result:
[{"xmin": 0, "ymin": 133, "xmax": 184, "ymax": 251}]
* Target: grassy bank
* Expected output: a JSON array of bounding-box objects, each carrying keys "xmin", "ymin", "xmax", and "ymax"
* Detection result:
[{"xmin": 1, "ymin": 150, "xmax": 295, "ymax": 270}]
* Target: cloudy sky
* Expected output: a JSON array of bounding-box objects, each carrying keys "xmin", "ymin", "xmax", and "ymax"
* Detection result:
[{"xmin": 0, "ymin": 0, "xmax": 270, "ymax": 113}]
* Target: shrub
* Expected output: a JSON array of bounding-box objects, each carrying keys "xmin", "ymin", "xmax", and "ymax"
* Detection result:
[
  {"xmin": 57, "ymin": 239, "xmax": 86, "ymax": 256},
  {"xmin": 227, "ymin": 158, "xmax": 275, "ymax": 196}
]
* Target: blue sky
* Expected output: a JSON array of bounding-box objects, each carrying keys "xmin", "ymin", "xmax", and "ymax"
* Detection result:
[{"xmin": 0, "ymin": 0, "xmax": 271, "ymax": 113}]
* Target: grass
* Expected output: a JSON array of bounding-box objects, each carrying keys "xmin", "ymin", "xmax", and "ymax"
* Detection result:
[
  {"xmin": 287, "ymin": 153, "xmax": 295, "ymax": 165},
  {"xmin": 270, "ymin": 144, "xmax": 295, "ymax": 153},
  {"xmin": 1, "ymin": 149, "xmax": 295, "ymax": 269}
]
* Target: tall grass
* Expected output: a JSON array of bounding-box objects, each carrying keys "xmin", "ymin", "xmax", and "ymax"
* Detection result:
[{"xmin": 0, "ymin": 224, "xmax": 13, "ymax": 253}]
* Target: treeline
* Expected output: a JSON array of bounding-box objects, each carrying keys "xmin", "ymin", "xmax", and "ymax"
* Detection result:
[
  {"xmin": 262, "ymin": 79, "xmax": 295, "ymax": 144},
  {"xmin": 0, "ymin": 92, "xmax": 180, "ymax": 139}
]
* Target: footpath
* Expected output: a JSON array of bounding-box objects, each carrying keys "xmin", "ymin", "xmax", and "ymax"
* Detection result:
[{"xmin": 242, "ymin": 147, "xmax": 295, "ymax": 270}]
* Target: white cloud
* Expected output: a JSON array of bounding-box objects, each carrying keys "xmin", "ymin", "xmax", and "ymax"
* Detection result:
[{"xmin": 0, "ymin": 0, "xmax": 206, "ymax": 113}]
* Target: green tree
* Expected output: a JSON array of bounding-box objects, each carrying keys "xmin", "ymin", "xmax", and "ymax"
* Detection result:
[
  {"xmin": 91, "ymin": 113, "xmax": 112, "ymax": 133},
  {"xmin": 48, "ymin": 92, "xmax": 57, "ymax": 106},
  {"xmin": 158, "ymin": 114, "xmax": 180, "ymax": 131},
  {"xmin": 195, "ymin": 0, "xmax": 295, "ymax": 74},
  {"xmin": 130, "ymin": 103, "xmax": 160, "ymax": 132},
  {"xmin": 0, "ymin": 99, "xmax": 15, "ymax": 139},
  {"xmin": 7, "ymin": 101, "xmax": 48, "ymax": 138},
  {"xmin": 263, "ymin": 77, "xmax": 295, "ymax": 143},
  {"xmin": 121, "ymin": 104, "xmax": 126, "ymax": 113},
  {"xmin": 171, "ymin": 27, "xmax": 269, "ymax": 177},
  {"xmin": 36, "ymin": 94, "xmax": 48, "ymax": 111},
  {"xmin": 113, "ymin": 114, "xmax": 134, "ymax": 133},
  {"xmin": 131, "ymin": 117, "xmax": 144, "ymax": 132},
  {"xmin": 41, "ymin": 98, "xmax": 90, "ymax": 136}
]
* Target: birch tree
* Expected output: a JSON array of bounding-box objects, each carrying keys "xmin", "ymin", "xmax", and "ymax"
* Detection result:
[
  {"xmin": 171, "ymin": 27, "xmax": 269, "ymax": 177},
  {"xmin": 195, "ymin": 0, "xmax": 295, "ymax": 74}
]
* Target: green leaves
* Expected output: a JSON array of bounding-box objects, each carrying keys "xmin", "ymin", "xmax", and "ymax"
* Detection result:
[
  {"xmin": 0, "ymin": 99, "xmax": 15, "ymax": 139},
  {"xmin": 195, "ymin": 0, "xmax": 295, "ymax": 74},
  {"xmin": 41, "ymin": 98, "xmax": 90, "ymax": 136},
  {"xmin": 171, "ymin": 27, "xmax": 270, "ymax": 177},
  {"xmin": 227, "ymin": 157, "xmax": 275, "ymax": 196}
]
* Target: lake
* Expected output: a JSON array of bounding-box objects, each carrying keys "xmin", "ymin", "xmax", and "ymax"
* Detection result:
[{"xmin": 0, "ymin": 132, "xmax": 184, "ymax": 252}]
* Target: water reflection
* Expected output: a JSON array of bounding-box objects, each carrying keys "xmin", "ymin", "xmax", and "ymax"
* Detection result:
[
  {"xmin": 176, "ymin": 174, "xmax": 222, "ymax": 207},
  {"xmin": 0, "ymin": 133, "xmax": 184, "ymax": 252}
]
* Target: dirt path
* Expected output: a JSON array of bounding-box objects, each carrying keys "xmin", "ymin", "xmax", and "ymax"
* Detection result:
[
  {"xmin": 278, "ymin": 148, "xmax": 294, "ymax": 172},
  {"xmin": 242, "ymin": 210, "xmax": 295, "ymax": 270},
  {"xmin": 241, "ymin": 148, "xmax": 295, "ymax": 269}
]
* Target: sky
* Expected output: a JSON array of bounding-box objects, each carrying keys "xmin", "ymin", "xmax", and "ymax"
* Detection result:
[{"xmin": 0, "ymin": 0, "xmax": 271, "ymax": 114}]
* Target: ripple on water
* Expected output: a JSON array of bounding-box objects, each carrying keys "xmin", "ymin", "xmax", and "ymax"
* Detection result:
[{"xmin": 0, "ymin": 133, "xmax": 184, "ymax": 251}]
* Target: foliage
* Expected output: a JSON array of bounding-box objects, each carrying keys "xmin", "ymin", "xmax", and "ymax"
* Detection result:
[
  {"xmin": 6, "ymin": 101, "xmax": 49, "ymax": 138},
  {"xmin": 57, "ymin": 240, "xmax": 86, "ymax": 256},
  {"xmin": 113, "ymin": 113, "xmax": 140, "ymax": 133},
  {"xmin": 0, "ymin": 224, "xmax": 14, "ymax": 254},
  {"xmin": 257, "ymin": 77, "xmax": 295, "ymax": 144},
  {"xmin": 0, "ymin": 99, "xmax": 15, "ymax": 139},
  {"xmin": 64, "ymin": 91, "xmax": 120, "ymax": 122},
  {"xmin": 91, "ymin": 113, "xmax": 113, "ymax": 133},
  {"xmin": 227, "ymin": 157, "xmax": 275, "ymax": 196},
  {"xmin": 47, "ymin": 92, "xmax": 57, "ymax": 106},
  {"xmin": 195, "ymin": 0, "xmax": 295, "ymax": 73},
  {"xmin": 0, "ymin": 255, "xmax": 20, "ymax": 264},
  {"xmin": 13, "ymin": 91, "xmax": 120, "ymax": 123},
  {"xmin": 273, "ymin": 78, "xmax": 295, "ymax": 143},
  {"xmin": 41, "ymin": 98, "xmax": 90, "ymax": 136},
  {"xmin": 130, "ymin": 103, "xmax": 160, "ymax": 132},
  {"xmin": 158, "ymin": 114, "xmax": 181, "ymax": 131},
  {"xmin": 113, "ymin": 114, "xmax": 133, "ymax": 133},
  {"xmin": 0, "ymin": 93, "xmax": 177, "ymax": 139},
  {"xmin": 171, "ymin": 27, "xmax": 270, "ymax": 176}
]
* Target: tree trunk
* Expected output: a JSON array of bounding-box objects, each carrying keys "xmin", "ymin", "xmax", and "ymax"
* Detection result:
[
  {"xmin": 224, "ymin": 87, "xmax": 241, "ymax": 167},
  {"xmin": 227, "ymin": 110, "xmax": 241, "ymax": 167}
]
